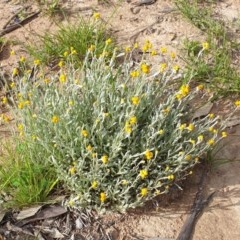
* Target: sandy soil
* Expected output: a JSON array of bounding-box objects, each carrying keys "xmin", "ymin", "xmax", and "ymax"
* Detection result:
[{"xmin": 1, "ymin": 0, "xmax": 240, "ymax": 239}]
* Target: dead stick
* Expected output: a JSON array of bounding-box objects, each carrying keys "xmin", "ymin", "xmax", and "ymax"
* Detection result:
[
  {"xmin": 0, "ymin": 10, "xmax": 41, "ymax": 37},
  {"xmin": 2, "ymin": 5, "xmax": 31, "ymax": 29},
  {"xmin": 176, "ymin": 169, "xmax": 215, "ymax": 240}
]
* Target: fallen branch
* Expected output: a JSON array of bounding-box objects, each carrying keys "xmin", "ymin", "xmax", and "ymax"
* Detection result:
[
  {"xmin": 176, "ymin": 170, "xmax": 215, "ymax": 240},
  {"xmin": 0, "ymin": 10, "xmax": 41, "ymax": 37}
]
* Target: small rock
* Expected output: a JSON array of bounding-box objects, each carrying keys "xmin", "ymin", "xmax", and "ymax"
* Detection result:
[
  {"xmin": 75, "ymin": 217, "xmax": 84, "ymax": 230},
  {"xmin": 131, "ymin": 7, "xmax": 141, "ymax": 14}
]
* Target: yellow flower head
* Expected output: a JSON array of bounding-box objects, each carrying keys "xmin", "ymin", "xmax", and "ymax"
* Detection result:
[
  {"xmin": 202, "ymin": 41, "xmax": 209, "ymax": 50},
  {"xmin": 100, "ymin": 192, "xmax": 106, "ymax": 202},
  {"xmin": 187, "ymin": 123, "xmax": 194, "ymax": 131},
  {"xmin": 86, "ymin": 144, "xmax": 93, "ymax": 151},
  {"xmin": 180, "ymin": 84, "xmax": 190, "ymax": 96},
  {"xmin": 162, "ymin": 107, "xmax": 170, "ymax": 114},
  {"xmin": 91, "ymin": 180, "xmax": 98, "ymax": 189},
  {"xmin": 1, "ymin": 114, "xmax": 10, "ymax": 122},
  {"xmin": 17, "ymin": 123, "xmax": 24, "ymax": 131},
  {"xmin": 208, "ymin": 113, "xmax": 214, "ymax": 118},
  {"xmin": 63, "ymin": 51, "xmax": 69, "ymax": 57},
  {"xmin": 141, "ymin": 187, "xmax": 148, "ymax": 196},
  {"xmin": 101, "ymin": 155, "xmax": 108, "ymax": 164},
  {"xmin": 34, "ymin": 59, "xmax": 40, "ymax": 65},
  {"xmin": 12, "ymin": 67, "xmax": 19, "ymax": 76},
  {"xmin": 158, "ymin": 129, "xmax": 164, "ymax": 135},
  {"xmin": 221, "ymin": 131, "xmax": 227, "ymax": 138},
  {"xmin": 145, "ymin": 149, "xmax": 153, "ymax": 160},
  {"xmin": 179, "ymin": 123, "xmax": 186, "ymax": 130},
  {"xmin": 122, "ymin": 179, "xmax": 128, "ymax": 185},
  {"xmin": 20, "ymin": 56, "xmax": 26, "ymax": 62},
  {"xmin": 68, "ymin": 100, "xmax": 74, "ymax": 106},
  {"xmin": 93, "ymin": 12, "xmax": 101, "ymax": 19},
  {"xmin": 130, "ymin": 70, "xmax": 140, "ymax": 78},
  {"xmin": 142, "ymin": 40, "xmax": 152, "ymax": 52},
  {"xmin": 129, "ymin": 115, "xmax": 137, "ymax": 125},
  {"xmin": 10, "ymin": 49, "xmax": 15, "ymax": 55},
  {"xmin": 198, "ymin": 135, "xmax": 204, "ymax": 142},
  {"xmin": 18, "ymin": 101, "xmax": 25, "ymax": 109},
  {"xmin": 59, "ymin": 74, "xmax": 67, "ymax": 83},
  {"xmin": 134, "ymin": 42, "xmax": 139, "ymax": 48},
  {"xmin": 70, "ymin": 47, "xmax": 77, "ymax": 54},
  {"xmin": 185, "ymin": 154, "xmax": 191, "ymax": 161},
  {"xmin": 88, "ymin": 44, "xmax": 95, "ymax": 52},
  {"xmin": 139, "ymin": 169, "xmax": 148, "ymax": 179},
  {"xmin": 173, "ymin": 64, "xmax": 180, "ymax": 71},
  {"xmin": 160, "ymin": 62, "xmax": 167, "ymax": 72},
  {"xmin": 189, "ymin": 139, "xmax": 196, "ymax": 144},
  {"xmin": 81, "ymin": 129, "xmax": 89, "ymax": 137},
  {"xmin": 125, "ymin": 46, "xmax": 131, "ymax": 52},
  {"xmin": 1, "ymin": 96, "xmax": 7, "ymax": 104},
  {"xmin": 207, "ymin": 138, "xmax": 215, "ymax": 145},
  {"xmin": 150, "ymin": 50, "xmax": 157, "ymax": 56},
  {"xmin": 160, "ymin": 46, "xmax": 168, "ymax": 53},
  {"xmin": 170, "ymin": 51, "xmax": 176, "ymax": 59},
  {"xmin": 51, "ymin": 115, "xmax": 59, "ymax": 123},
  {"xmin": 10, "ymin": 82, "xmax": 15, "ymax": 88},
  {"xmin": 196, "ymin": 84, "xmax": 204, "ymax": 91},
  {"xmin": 58, "ymin": 60, "xmax": 64, "ymax": 67},
  {"xmin": 208, "ymin": 126, "xmax": 215, "ymax": 132},
  {"xmin": 125, "ymin": 124, "xmax": 132, "ymax": 133},
  {"xmin": 234, "ymin": 100, "xmax": 240, "ymax": 106},
  {"xmin": 69, "ymin": 165, "xmax": 76, "ymax": 175},
  {"xmin": 31, "ymin": 135, "xmax": 37, "ymax": 140},
  {"xmin": 141, "ymin": 63, "xmax": 150, "ymax": 74},
  {"xmin": 105, "ymin": 38, "xmax": 112, "ymax": 45},
  {"xmin": 167, "ymin": 174, "xmax": 174, "ymax": 180},
  {"xmin": 131, "ymin": 96, "xmax": 140, "ymax": 105}
]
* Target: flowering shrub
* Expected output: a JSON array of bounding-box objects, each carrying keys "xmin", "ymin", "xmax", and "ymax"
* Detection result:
[{"xmin": 10, "ymin": 42, "xmax": 228, "ymax": 212}]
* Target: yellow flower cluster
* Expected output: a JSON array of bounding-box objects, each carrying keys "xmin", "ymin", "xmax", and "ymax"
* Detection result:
[
  {"xmin": 59, "ymin": 73, "xmax": 67, "ymax": 83},
  {"xmin": 145, "ymin": 149, "xmax": 153, "ymax": 160},
  {"xmin": 91, "ymin": 180, "xmax": 98, "ymax": 189},
  {"xmin": 141, "ymin": 63, "xmax": 150, "ymax": 74},
  {"xmin": 12, "ymin": 67, "xmax": 19, "ymax": 76},
  {"xmin": 34, "ymin": 59, "xmax": 40, "ymax": 65},
  {"xmin": 18, "ymin": 100, "xmax": 31, "ymax": 109},
  {"xmin": 125, "ymin": 116, "xmax": 137, "ymax": 133},
  {"xmin": 175, "ymin": 84, "xmax": 190, "ymax": 100},
  {"xmin": 93, "ymin": 12, "xmax": 100, "ymax": 19},
  {"xmin": 100, "ymin": 192, "xmax": 106, "ymax": 202},
  {"xmin": 160, "ymin": 62, "xmax": 167, "ymax": 72},
  {"xmin": 101, "ymin": 155, "xmax": 109, "ymax": 164},
  {"xmin": 202, "ymin": 41, "xmax": 209, "ymax": 50},
  {"xmin": 139, "ymin": 169, "xmax": 148, "ymax": 179},
  {"xmin": 0, "ymin": 114, "xmax": 11, "ymax": 122},
  {"xmin": 235, "ymin": 100, "xmax": 240, "ymax": 106},
  {"xmin": 105, "ymin": 38, "xmax": 112, "ymax": 45},
  {"xmin": 160, "ymin": 46, "xmax": 167, "ymax": 53},
  {"xmin": 141, "ymin": 187, "xmax": 148, "ymax": 196},
  {"xmin": 131, "ymin": 96, "xmax": 140, "ymax": 105},
  {"xmin": 51, "ymin": 115, "xmax": 59, "ymax": 123},
  {"xmin": 142, "ymin": 40, "xmax": 152, "ymax": 52},
  {"xmin": 130, "ymin": 70, "xmax": 140, "ymax": 78},
  {"xmin": 17, "ymin": 123, "xmax": 24, "ymax": 136},
  {"xmin": 81, "ymin": 129, "xmax": 89, "ymax": 137},
  {"xmin": 1, "ymin": 96, "xmax": 7, "ymax": 104}
]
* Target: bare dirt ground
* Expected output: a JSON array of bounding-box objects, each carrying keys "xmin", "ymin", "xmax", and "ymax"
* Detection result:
[{"xmin": 1, "ymin": 0, "xmax": 240, "ymax": 239}]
